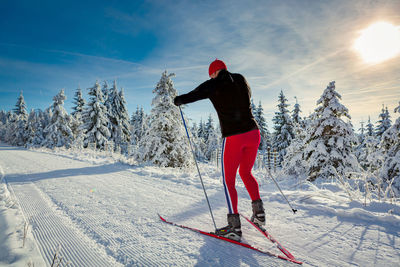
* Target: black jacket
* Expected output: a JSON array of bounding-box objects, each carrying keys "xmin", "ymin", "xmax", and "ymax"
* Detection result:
[{"xmin": 174, "ymin": 69, "xmax": 258, "ymax": 137}]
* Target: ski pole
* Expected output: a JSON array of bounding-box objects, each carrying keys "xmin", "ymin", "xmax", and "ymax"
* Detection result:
[
  {"xmin": 178, "ymin": 106, "xmax": 218, "ymax": 231},
  {"xmin": 262, "ymin": 155, "xmax": 298, "ymax": 214}
]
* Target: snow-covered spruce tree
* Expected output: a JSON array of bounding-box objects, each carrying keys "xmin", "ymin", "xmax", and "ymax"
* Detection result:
[
  {"xmin": 104, "ymin": 81, "xmax": 116, "ymax": 141},
  {"xmin": 71, "ymin": 87, "xmax": 86, "ymax": 118},
  {"xmin": 282, "ymin": 117, "xmax": 310, "ymax": 176},
  {"xmin": 105, "ymin": 81, "xmax": 131, "ymax": 150},
  {"xmin": 203, "ymin": 115, "xmax": 216, "ymax": 142},
  {"xmin": 366, "ymin": 116, "xmax": 374, "ymax": 136},
  {"xmin": 355, "ymin": 121, "xmax": 367, "ymax": 167},
  {"xmin": 204, "ymin": 115, "xmax": 220, "ymax": 160},
  {"xmin": 251, "ymin": 99, "xmax": 257, "ymax": 115},
  {"xmin": 110, "ymin": 86, "xmax": 131, "ymax": 152},
  {"xmin": 254, "ymin": 101, "xmax": 270, "ymax": 151},
  {"xmin": 364, "ymin": 135, "xmax": 383, "ymax": 173},
  {"xmin": 303, "ymin": 81, "xmax": 360, "ymax": 181},
  {"xmin": 358, "ymin": 121, "xmax": 366, "ymax": 144},
  {"xmin": 354, "ymin": 119, "xmax": 383, "ymax": 172},
  {"xmin": 130, "ymin": 106, "xmax": 147, "ymax": 145},
  {"xmin": 380, "ymin": 101, "xmax": 400, "ymax": 196},
  {"xmin": 26, "ymin": 109, "xmax": 43, "ymax": 147},
  {"xmin": 13, "ymin": 116, "xmax": 28, "ymax": 146},
  {"xmin": 3, "ymin": 112, "xmax": 18, "ymax": 145},
  {"xmin": 7, "ymin": 91, "xmax": 29, "ymax": 146},
  {"xmin": 0, "ymin": 110, "xmax": 6, "ymax": 124},
  {"xmin": 81, "ymin": 81, "xmax": 111, "ymax": 149},
  {"xmin": 193, "ymin": 120, "xmax": 208, "ymax": 161},
  {"xmin": 197, "ymin": 119, "xmax": 206, "ymax": 140},
  {"xmin": 0, "ymin": 110, "xmax": 6, "ymax": 141},
  {"xmin": 375, "ymin": 105, "xmax": 391, "ymax": 140},
  {"xmin": 102, "ymin": 81, "xmax": 109, "ymax": 103},
  {"xmin": 190, "ymin": 122, "xmax": 206, "ymax": 161},
  {"xmin": 137, "ymin": 71, "xmax": 192, "ymax": 167},
  {"xmin": 272, "ymin": 90, "xmax": 294, "ymax": 162},
  {"xmin": 42, "ymin": 89, "xmax": 75, "ymax": 149},
  {"xmin": 292, "ymin": 97, "xmax": 302, "ymax": 125},
  {"xmin": 358, "ymin": 115, "xmax": 384, "ymax": 171},
  {"xmin": 71, "ymin": 87, "xmax": 86, "ymax": 141},
  {"xmin": 13, "ymin": 91, "xmax": 28, "ymax": 121}
]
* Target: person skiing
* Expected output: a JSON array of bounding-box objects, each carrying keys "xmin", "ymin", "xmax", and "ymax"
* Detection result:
[{"xmin": 174, "ymin": 59, "xmax": 265, "ymax": 241}]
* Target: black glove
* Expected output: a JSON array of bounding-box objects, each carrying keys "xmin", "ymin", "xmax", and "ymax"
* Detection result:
[{"xmin": 174, "ymin": 96, "xmax": 183, "ymax": 106}]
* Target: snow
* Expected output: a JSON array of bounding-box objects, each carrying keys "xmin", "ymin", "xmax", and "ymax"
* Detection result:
[
  {"xmin": 0, "ymin": 162, "xmax": 45, "ymax": 266},
  {"xmin": 0, "ymin": 143, "xmax": 399, "ymax": 266}
]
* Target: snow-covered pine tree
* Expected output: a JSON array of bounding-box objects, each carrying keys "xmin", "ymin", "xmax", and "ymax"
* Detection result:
[
  {"xmin": 363, "ymin": 135, "xmax": 383, "ymax": 173},
  {"xmin": 13, "ymin": 91, "xmax": 28, "ymax": 121},
  {"xmin": 282, "ymin": 116, "xmax": 309, "ymax": 176},
  {"xmin": 0, "ymin": 110, "xmax": 6, "ymax": 141},
  {"xmin": 375, "ymin": 105, "xmax": 392, "ymax": 140},
  {"xmin": 204, "ymin": 115, "xmax": 220, "ymax": 160},
  {"xmin": 70, "ymin": 87, "xmax": 86, "ymax": 141},
  {"xmin": 0, "ymin": 110, "xmax": 6, "ymax": 124},
  {"xmin": 190, "ymin": 122, "xmax": 206, "ymax": 161},
  {"xmin": 204, "ymin": 115, "xmax": 214, "ymax": 143},
  {"xmin": 102, "ymin": 81, "xmax": 109, "ymax": 103},
  {"xmin": 254, "ymin": 101, "xmax": 270, "ymax": 151},
  {"xmin": 14, "ymin": 117, "xmax": 28, "ymax": 146},
  {"xmin": 380, "ymin": 101, "xmax": 400, "ymax": 196},
  {"xmin": 358, "ymin": 121, "xmax": 366, "ymax": 143},
  {"xmin": 105, "ymin": 81, "xmax": 117, "ymax": 142},
  {"xmin": 251, "ymin": 99, "xmax": 257, "ymax": 115},
  {"xmin": 292, "ymin": 97, "xmax": 302, "ymax": 125},
  {"xmin": 7, "ymin": 91, "xmax": 29, "ymax": 146},
  {"xmin": 105, "ymin": 81, "xmax": 131, "ymax": 151},
  {"xmin": 195, "ymin": 119, "xmax": 208, "ymax": 161},
  {"xmin": 197, "ymin": 119, "xmax": 206, "ymax": 140},
  {"xmin": 112, "ymin": 87, "xmax": 131, "ymax": 153},
  {"xmin": 28, "ymin": 109, "xmax": 47, "ymax": 147},
  {"xmin": 43, "ymin": 106, "xmax": 53, "ymax": 129},
  {"xmin": 272, "ymin": 90, "xmax": 294, "ymax": 162},
  {"xmin": 366, "ymin": 116, "xmax": 374, "ymax": 136},
  {"xmin": 303, "ymin": 81, "xmax": 359, "ymax": 181},
  {"xmin": 354, "ymin": 119, "xmax": 383, "ymax": 172},
  {"xmin": 355, "ymin": 121, "xmax": 366, "ymax": 167},
  {"xmin": 81, "ymin": 81, "xmax": 111, "ymax": 149},
  {"xmin": 26, "ymin": 109, "xmax": 38, "ymax": 147},
  {"xmin": 71, "ymin": 87, "xmax": 86, "ymax": 118},
  {"xmin": 3, "ymin": 112, "xmax": 18, "ymax": 145},
  {"xmin": 137, "ymin": 71, "xmax": 192, "ymax": 167},
  {"xmin": 130, "ymin": 106, "xmax": 147, "ymax": 145},
  {"xmin": 42, "ymin": 89, "xmax": 75, "ymax": 149}
]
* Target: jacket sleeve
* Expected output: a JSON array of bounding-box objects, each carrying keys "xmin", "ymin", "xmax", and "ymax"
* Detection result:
[{"xmin": 175, "ymin": 79, "xmax": 215, "ymax": 105}]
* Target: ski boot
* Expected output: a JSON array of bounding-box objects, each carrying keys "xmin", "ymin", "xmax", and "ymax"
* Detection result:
[
  {"xmin": 251, "ymin": 199, "xmax": 266, "ymax": 229},
  {"xmin": 215, "ymin": 213, "xmax": 242, "ymax": 242}
]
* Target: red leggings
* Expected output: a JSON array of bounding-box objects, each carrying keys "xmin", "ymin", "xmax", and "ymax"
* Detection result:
[{"xmin": 221, "ymin": 129, "xmax": 261, "ymax": 214}]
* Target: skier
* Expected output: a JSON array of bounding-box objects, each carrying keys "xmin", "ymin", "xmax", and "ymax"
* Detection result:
[{"xmin": 174, "ymin": 59, "xmax": 265, "ymax": 241}]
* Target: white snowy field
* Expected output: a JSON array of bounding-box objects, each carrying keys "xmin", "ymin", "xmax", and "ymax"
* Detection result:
[{"xmin": 0, "ymin": 143, "xmax": 399, "ymax": 267}]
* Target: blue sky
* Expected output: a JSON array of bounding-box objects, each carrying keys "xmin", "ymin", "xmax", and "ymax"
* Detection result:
[{"xmin": 1, "ymin": 0, "xmax": 399, "ymax": 131}]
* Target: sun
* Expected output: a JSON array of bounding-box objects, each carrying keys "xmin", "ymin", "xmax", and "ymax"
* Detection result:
[{"xmin": 354, "ymin": 21, "xmax": 400, "ymax": 64}]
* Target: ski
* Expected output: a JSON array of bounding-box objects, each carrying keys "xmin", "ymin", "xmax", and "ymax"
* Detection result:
[
  {"xmin": 159, "ymin": 214, "xmax": 303, "ymax": 265},
  {"xmin": 240, "ymin": 214, "xmax": 298, "ymax": 261}
]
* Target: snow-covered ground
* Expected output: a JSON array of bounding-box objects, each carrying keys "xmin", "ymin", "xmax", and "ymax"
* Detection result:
[{"xmin": 0, "ymin": 143, "xmax": 399, "ymax": 266}]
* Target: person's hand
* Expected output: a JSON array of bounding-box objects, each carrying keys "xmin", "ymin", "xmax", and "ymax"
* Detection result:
[{"xmin": 174, "ymin": 96, "xmax": 183, "ymax": 106}]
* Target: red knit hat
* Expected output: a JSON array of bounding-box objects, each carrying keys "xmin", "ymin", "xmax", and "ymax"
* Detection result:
[{"xmin": 208, "ymin": 59, "xmax": 227, "ymax": 76}]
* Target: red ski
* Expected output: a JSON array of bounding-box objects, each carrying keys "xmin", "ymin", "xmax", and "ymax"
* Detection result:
[
  {"xmin": 240, "ymin": 214, "xmax": 297, "ymax": 260},
  {"xmin": 159, "ymin": 214, "xmax": 303, "ymax": 265}
]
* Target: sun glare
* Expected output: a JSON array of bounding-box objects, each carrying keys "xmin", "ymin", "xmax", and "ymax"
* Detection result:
[{"xmin": 354, "ymin": 21, "xmax": 400, "ymax": 64}]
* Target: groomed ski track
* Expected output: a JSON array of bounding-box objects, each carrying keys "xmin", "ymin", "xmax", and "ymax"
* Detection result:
[
  {"xmin": 1, "ymin": 143, "xmax": 399, "ymax": 266},
  {"xmin": 0, "ymin": 144, "xmax": 287, "ymax": 266}
]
